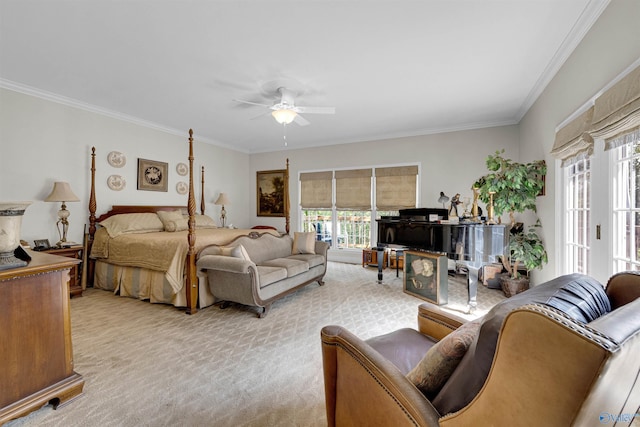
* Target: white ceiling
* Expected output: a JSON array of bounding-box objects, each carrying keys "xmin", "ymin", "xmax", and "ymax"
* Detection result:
[{"xmin": 0, "ymin": 0, "xmax": 609, "ymax": 153}]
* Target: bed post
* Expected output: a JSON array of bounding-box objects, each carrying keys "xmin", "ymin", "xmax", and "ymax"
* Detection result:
[
  {"xmin": 200, "ymin": 166, "xmax": 205, "ymax": 215},
  {"xmin": 285, "ymin": 158, "xmax": 290, "ymax": 235},
  {"xmin": 185, "ymin": 129, "xmax": 198, "ymax": 314},
  {"xmin": 87, "ymin": 146, "xmax": 97, "ymax": 287}
]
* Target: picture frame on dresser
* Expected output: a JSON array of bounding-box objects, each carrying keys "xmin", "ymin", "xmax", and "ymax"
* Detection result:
[
  {"xmin": 403, "ymin": 250, "xmax": 448, "ymax": 305},
  {"xmin": 33, "ymin": 239, "xmax": 51, "ymax": 251}
]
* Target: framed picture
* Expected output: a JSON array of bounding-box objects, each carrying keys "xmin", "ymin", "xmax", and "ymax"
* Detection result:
[
  {"xmin": 137, "ymin": 158, "xmax": 168, "ymax": 192},
  {"xmin": 403, "ymin": 250, "xmax": 448, "ymax": 305},
  {"xmin": 257, "ymin": 169, "xmax": 287, "ymax": 217},
  {"xmin": 33, "ymin": 239, "xmax": 51, "ymax": 250}
]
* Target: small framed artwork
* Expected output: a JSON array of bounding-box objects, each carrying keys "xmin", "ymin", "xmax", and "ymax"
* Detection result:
[
  {"xmin": 33, "ymin": 239, "xmax": 51, "ymax": 250},
  {"xmin": 137, "ymin": 158, "xmax": 168, "ymax": 192},
  {"xmin": 257, "ymin": 169, "xmax": 287, "ymax": 217},
  {"xmin": 403, "ymin": 250, "xmax": 448, "ymax": 305}
]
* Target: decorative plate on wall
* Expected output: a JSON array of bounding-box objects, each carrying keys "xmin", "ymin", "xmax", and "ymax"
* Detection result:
[
  {"xmin": 107, "ymin": 151, "xmax": 126, "ymax": 168},
  {"xmin": 176, "ymin": 162, "xmax": 188, "ymax": 176},
  {"xmin": 107, "ymin": 175, "xmax": 126, "ymax": 191},
  {"xmin": 176, "ymin": 181, "xmax": 188, "ymax": 195}
]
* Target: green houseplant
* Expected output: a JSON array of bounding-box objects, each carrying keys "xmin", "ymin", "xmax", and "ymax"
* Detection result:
[{"xmin": 474, "ymin": 150, "xmax": 548, "ymax": 294}]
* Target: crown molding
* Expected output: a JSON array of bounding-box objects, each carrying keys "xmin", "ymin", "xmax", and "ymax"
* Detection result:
[
  {"xmin": 0, "ymin": 78, "xmax": 247, "ymax": 153},
  {"xmin": 515, "ymin": 0, "xmax": 611, "ymax": 121}
]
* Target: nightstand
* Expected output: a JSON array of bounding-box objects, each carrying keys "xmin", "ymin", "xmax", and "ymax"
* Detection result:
[{"xmin": 42, "ymin": 244, "xmax": 84, "ymax": 297}]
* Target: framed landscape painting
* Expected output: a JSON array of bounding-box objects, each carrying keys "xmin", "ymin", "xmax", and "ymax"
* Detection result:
[{"xmin": 257, "ymin": 169, "xmax": 286, "ymax": 217}]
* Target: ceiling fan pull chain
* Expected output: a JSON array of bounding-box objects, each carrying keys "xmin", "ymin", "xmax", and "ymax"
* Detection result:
[{"xmin": 283, "ymin": 123, "xmax": 288, "ymax": 147}]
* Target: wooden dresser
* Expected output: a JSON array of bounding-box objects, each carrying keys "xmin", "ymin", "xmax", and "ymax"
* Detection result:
[{"xmin": 0, "ymin": 250, "xmax": 84, "ymax": 424}]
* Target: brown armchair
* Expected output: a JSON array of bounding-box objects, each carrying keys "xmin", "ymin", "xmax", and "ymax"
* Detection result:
[{"xmin": 321, "ymin": 272, "xmax": 640, "ymax": 426}]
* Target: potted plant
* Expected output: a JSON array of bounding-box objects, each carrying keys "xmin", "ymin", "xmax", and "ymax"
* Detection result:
[{"xmin": 473, "ymin": 150, "xmax": 548, "ymax": 296}]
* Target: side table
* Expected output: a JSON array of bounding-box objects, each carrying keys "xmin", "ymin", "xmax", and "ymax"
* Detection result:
[{"xmin": 42, "ymin": 244, "xmax": 84, "ymax": 297}]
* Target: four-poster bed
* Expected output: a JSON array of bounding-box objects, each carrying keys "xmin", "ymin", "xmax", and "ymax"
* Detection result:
[{"xmin": 87, "ymin": 129, "xmax": 290, "ymax": 314}]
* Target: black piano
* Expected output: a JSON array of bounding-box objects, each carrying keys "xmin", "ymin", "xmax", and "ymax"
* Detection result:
[{"xmin": 376, "ymin": 208, "xmax": 508, "ymax": 309}]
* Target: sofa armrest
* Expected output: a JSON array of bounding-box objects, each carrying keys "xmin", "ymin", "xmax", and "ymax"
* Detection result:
[
  {"xmin": 315, "ymin": 240, "xmax": 329, "ymax": 258},
  {"xmin": 196, "ymin": 254, "xmax": 256, "ymax": 274},
  {"xmin": 321, "ymin": 325, "xmax": 442, "ymax": 427},
  {"xmin": 417, "ymin": 303, "xmax": 467, "ymax": 341}
]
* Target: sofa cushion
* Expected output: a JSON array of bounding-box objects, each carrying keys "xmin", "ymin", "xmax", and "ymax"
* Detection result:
[
  {"xmin": 292, "ymin": 232, "xmax": 316, "ymax": 254},
  {"xmin": 406, "ymin": 319, "xmax": 481, "ymax": 398},
  {"xmin": 256, "ymin": 265, "xmax": 288, "ymax": 287},
  {"xmin": 288, "ymin": 254, "xmax": 325, "ymax": 269},
  {"xmin": 261, "ymin": 258, "xmax": 309, "ymax": 277},
  {"xmin": 239, "ymin": 234, "xmax": 293, "ymax": 264},
  {"xmin": 432, "ymin": 273, "xmax": 609, "ymax": 415}
]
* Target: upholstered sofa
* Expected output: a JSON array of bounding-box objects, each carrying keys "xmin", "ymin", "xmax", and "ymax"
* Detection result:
[
  {"xmin": 197, "ymin": 232, "xmax": 329, "ymax": 317},
  {"xmin": 321, "ymin": 272, "xmax": 640, "ymax": 426}
]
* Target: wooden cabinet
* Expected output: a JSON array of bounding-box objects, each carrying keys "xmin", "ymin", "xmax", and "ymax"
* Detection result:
[
  {"xmin": 42, "ymin": 244, "xmax": 83, "ymax": 297},
  {"xmin": 0, "ymin": 250, "xmax": 84, "ymax": 424}
]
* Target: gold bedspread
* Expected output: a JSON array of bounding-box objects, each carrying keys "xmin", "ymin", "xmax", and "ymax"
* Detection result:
[{"xmin": 91, "ymin": 227, "xmax": 278, "ymax": 293}]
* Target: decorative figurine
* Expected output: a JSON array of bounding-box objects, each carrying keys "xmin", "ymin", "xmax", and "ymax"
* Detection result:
[{"xmin": 449, "ymin": 193, "xmax": 462, "ymax": 217}]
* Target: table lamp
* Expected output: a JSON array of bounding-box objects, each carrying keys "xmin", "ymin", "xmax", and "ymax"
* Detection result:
[
  {"xmin": 45, "ymin": 182, "xmax": 80, "ymax": 247},
  {"xmin": 214, "ymin": 193, "xmax": 230, "ymax": 227}
]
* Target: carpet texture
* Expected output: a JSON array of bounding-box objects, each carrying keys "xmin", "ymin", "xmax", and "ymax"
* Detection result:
[{"xmin": 6, "ymin": 262, "xmax": 505, "ymax": 427}]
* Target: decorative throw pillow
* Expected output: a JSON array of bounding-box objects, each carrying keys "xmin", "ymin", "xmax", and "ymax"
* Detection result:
[
  {"xmin": 164, "ymin": 218, "xmax": 189, "ymax": 232},
  {"xmin": 219, "ymin": 244, "xmax": 251, "ymax": 261},
  {"xmin": 407, "ymin": 319, "xmax": 481, "ymax": 398},
  {"xmin": 292, "ymin": 232, "xmax": 315, "ymax": 254},
  {"xmin": 157, "ymin": 210, "xmax": 185, "ymax": 231},
  {"xmin": 99, "ymin": 213, "xmax": 164, "ymax": 238}
]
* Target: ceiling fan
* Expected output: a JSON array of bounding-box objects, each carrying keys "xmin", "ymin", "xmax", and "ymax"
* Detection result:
[{"xmin": 233, "ymin": 87, "xmax": 335, "ymax": 126}]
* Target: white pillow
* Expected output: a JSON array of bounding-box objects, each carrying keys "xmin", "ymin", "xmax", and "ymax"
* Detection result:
[
  {"xmin": 292, "ymin": 232, "xmax": 315, "ymax": 254},
  {"xmin": 99, "ymin": 213, "xmax": 164, "ymax": 238},
  {"xmin": 220, "ymin": 244, "xmax": 251, "ymax": 261}
]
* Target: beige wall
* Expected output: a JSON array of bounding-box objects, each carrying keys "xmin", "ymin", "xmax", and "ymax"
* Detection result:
[
  {"xmin": 249, "ymin": 126, "xmax": 520, "ymax": 233},
  {"xmin": 0, "ymin": 88, "xmax": 251, "ymax": 246},
  {"xmin": 519, "ymin": 0, "xmax": 640, "ymax": 284}
]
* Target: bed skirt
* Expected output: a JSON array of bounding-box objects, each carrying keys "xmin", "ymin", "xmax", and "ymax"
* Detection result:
[{"xmin": 93, "ymin": 260, "xmax": 215, "ymax": 309}]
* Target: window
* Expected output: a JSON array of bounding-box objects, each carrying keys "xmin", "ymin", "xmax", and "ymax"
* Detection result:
[
  {"xmin": 556, "ymin": 64, "xmax": 640, "ymax": 281},
  {"xmin": 299, "ymin": 165, "xmax": 417, "ymax": 251},
  {"xmin": 563, "ymin": 158, "xmax": 591, "ymax": 274},
  {"xmin": 612, "ymin": 130, "xmax": 640, "ymax": 272}
]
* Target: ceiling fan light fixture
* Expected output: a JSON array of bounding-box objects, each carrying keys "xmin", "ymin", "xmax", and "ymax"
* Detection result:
[{"xmin": 272, "ymin": 109, "xmax": 297, "ymax": 125}]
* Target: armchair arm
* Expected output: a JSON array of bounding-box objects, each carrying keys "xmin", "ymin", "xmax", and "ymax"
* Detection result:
[
  {"xmin": 321, "ymin": 325, "xmax": 442, "ymax": 427},
  {"xmin": 417, "ymin": 303, "xmax": 467, "ymax": 341}
]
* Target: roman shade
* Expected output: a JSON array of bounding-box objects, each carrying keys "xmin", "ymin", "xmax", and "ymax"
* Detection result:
[
  {"xmin": 375, "ymin": 166, "xmax": 418, "ymax": 210},
  {"xmin": 590, "ymin": 65, "xmax": 640, "ymax": 145},
  {"xmin": 300, "ymin": 171, "xmax": 333, "ymax": 209},
  {"xmin": 550, "ymin": 107, "xmax": 595, "ymax": 167},
  {"xmin": 335, "ymin": 169, "xmax": 372, "ymax": 210}
]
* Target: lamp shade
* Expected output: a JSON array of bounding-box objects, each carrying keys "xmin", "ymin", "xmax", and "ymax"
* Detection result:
[
  {"xmin": 214, "ymin": 193, "xmax": 230, "ymax": 206},
  {"xmin": 272, "ymin": 109, "xmax": 297, "ymax": 125},
  {"xmin": 45, "ymin": 182, "xmax": 80, "ymax": 202}
]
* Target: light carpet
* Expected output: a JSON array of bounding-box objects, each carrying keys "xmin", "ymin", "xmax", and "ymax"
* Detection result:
[{"xmin": 7, "ymin": 262, "xmax": 506, "ymax": 427}]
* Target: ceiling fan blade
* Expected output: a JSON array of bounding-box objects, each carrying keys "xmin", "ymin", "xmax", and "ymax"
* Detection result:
[
  {"xmin": 294, "ymin": 114, "xmax": 310, "ymax": 126},
  {"xmin": 295, "ymin": 106, "xmax": 336, "ymax": 114},
  {"xmin": 250, "ymin": 111, "xmax": 271, "ymax": 120},
  {"xmin": 233, "ymin": 99, "xmax": 271, "ymax": 108}
]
